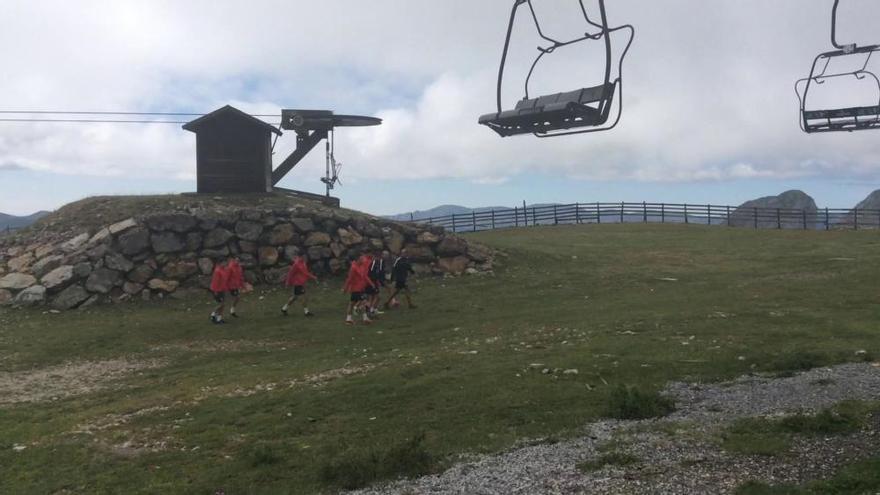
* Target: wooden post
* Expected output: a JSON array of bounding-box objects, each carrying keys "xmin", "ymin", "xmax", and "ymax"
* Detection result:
[
  {"xmin": 472, "ymin": 211, "xmax": 477, "ymax": 232},
  {"xmin": 491, "ymin": 209, "xmax": 496, "ymax": 230},
  {"xmin": 753, "ymin": 207, "xmax": 758, "ymax": 229},
  {"xmin": 620, "ymin": 202, "xmax": 624, "ymax": 223},
  {"xmin": 553, "ymin": 204, "xmax": 558, "ymax": 225},
  {"xmin": 825, "ymin": 207, "xmax": 829, "ymax": 231},
  {"xmin": 776, "ymin": 208, "xmax": 781, "ymax": 229},
  {"xmin": 575, "ymin": 202, "xmax": 580, "ymax": 224},
  {"xmin": 410, "ymin": 212, "xmax": 414, "ymax": 222},
  {"xmin": 643, "ymin": 201, "xmax": 648, "ymax": 223},
  {"xmin": 802, "ymin": 209, "xmax": 807, "ymax": 230},
  {"xmin": 707, "ymin": 204, "xmax": 711, "ymax": 225},
  {"xmin": 597, "ymin": 202, "xmax": 601, "ymax": 224},
  {"xmin": 854, "ymin": 208, "xmax": 859, "ymax": 230},
  {"xmin": 514, "ymin": 207, "xmax": 519, "ymax": 227},
  {"xmin": 727, "ymin": 205, "xmax": 731, "ymax": 227},
  {"xmin": 661, "ymin": 203, "xmax": 665, "ymax": 223},
  {"xmin": 684, "ymin": 203, "xmax": 689, "ymax": 224},
  {"xmin": 532, "ymin": 206, "xmax": 537, "ymax": 226},
  {"xmin": 452, "ymin": 213, "xmax": 457, "ymax": 233}
]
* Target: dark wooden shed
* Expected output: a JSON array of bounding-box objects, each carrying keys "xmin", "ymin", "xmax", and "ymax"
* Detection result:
[{"xmin": 183, "ymin": 105, "xmax": 282, "ymax": 194}]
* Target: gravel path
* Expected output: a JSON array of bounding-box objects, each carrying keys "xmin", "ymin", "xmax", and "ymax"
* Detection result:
[{"xmin": 353, "ymin": 363, "xmax": 880, "ymax": 495}]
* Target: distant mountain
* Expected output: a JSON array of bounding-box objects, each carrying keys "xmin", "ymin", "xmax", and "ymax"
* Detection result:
[
  {"xmin": 0, "ymin": 211, "xmax": 50, "ymax": 231},
  {"xmin": 853, "ymin": 189, "xmax": 880, "ymax": 210},
  {"xmin": 729, "ymin": 190, "xmax": 817, "ymax": 228},
  {"xmin": 386, "ymin": 204, "xmax": 510, "ymax": 221}
]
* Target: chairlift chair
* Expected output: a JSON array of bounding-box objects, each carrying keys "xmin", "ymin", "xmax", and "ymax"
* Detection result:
[
  {"xmin": 795, "ymin": 0, "xmax": 880, "ymax": 133},
  {"xmin": 478, "ymin": 0, "xmax": 634, "ymax": 138}
]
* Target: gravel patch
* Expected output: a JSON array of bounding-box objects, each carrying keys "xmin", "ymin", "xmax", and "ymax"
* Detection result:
[{"xmin": 352, "ymin": 362, "xmax": 880, "ymax": 495}]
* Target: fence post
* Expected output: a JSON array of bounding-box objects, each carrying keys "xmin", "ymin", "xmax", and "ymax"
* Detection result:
[
  {"xmin": 514, "ymin": 207, "xmax": 519, "ymax": 227},
  {"xmin": 854, "ymin": 207, "xmax": 859, "ymax": 230},
  {"xmin": 491, "ymin": 209, "xmax": 496, "ymax": 230},
  {"xmin": 661, "ymin": 203, "xmax": 665, "ymax": 223},
  {"xmin": 753, "ymin": 207, "xmax": 758, "ymax": 229},
  {"xmin": 802, "ymin": 209, "xmax": 807, "ymax": 230},
  {"xmin": 707, "ymin": 204, "xmax": 711, "ymax": 225},
  {"xmin": 472, "ymin": 211, "xmax": 477, "ymax": 232},
  {"xmin": 532, "ymin": 207, "xmax": 537, "ymax": 226},
  {"xmin": 684, "ymin": 203, "xmax": 689, "ymax": 224},
  {"xmin": 575, "ymin": 202, "xmax": 580, "ymax": 224},
  {"xmin": 776, "ymin": 208, "xmax": 781, "ymax": 229},
  {"xmin": 727, "ymin": 205, "xmax": 731, "ymax": 227},
  {"xmin": 825, "ymin": 207, "xmax": 829, "ymax": 231},
  {"xmin": 452, "ymin": 213, "xmax": 457, "ymax": 233},
  {"xmin": 642, "ymin": 201, "xmax": 647, "ymax": 223},
  {"xmin": 553, "ymin": 204, "xmax": 558, "ymax": 225},
  {"xmin": 410, "ymin": 212, "xmax": 414, "ymax": 222},
  {"xmin": 620, "ymin": 202, "xmax": 624, "ymax": 223},
  {"xmin": 597, "ymin": 202, "xmax": 601, "ymax": 224}
]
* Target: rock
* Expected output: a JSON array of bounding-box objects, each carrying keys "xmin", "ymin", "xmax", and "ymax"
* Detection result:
[
  {"xmin": 328, "ymin": 257, "xmax": 344, "ymax": 274},
  {"xmin": 234, "ymin": 221, "xmax": 263, "ymax": 242},
  {"xmin": 148, "ymin": 278, "xmax": 179, "ymax": 293},
  {"xmin": 258, "ymin": 246, "xmax": 279, "ymax": 266},
  {"xmin": 238, "ymin": 240, "xmax": 257, "ymax": 254},
  {"xmin": 330, "ymin": 242, "xmax": 345, "ymax": 258},
  {"xmin": 238, "ymin": 254, "xmax": 257, "ymax": 268},
  {"xmin": 118, "ymin": 228, "xmax": 151, "ymax": 255},
  {"xmin": 417, "ymin": 231, "xmax": 441, "ymax": 245},
  {"xmin": 86, "ymin": 244, "xmax": 108, "ymax": 261},
  {"xmin": 383, "ymin": 229, "xmax": 405, "ymax": 254},
  {"xmin": 85, "ymin": 268, "xmax": 120, "ymax": 294},
  {"xmin": 104, "ymin": 253, "xmax": 134, "ymax": 272},
  {"xmin": 145, "ymin": 213, "xmax": 197, "ymax": 233},
  {"xmin": 197, "ymin": 257, "xmax": 214, "ymax": 275},
  {"xmin": 201, "ymin": 247, "xmax": 230, "ymax": 259},
  {"xmin": 30, "ymin": 254, "xmax": 63, "ymax": 278},
  {"xmin": 337, "ymin": 227, "xmax": 364, "ymax": 246},
  {"xmin": 8, "ymin": 253, "xmax": 35, "ymax": 272},
  {"xmin": 73, "ymin": 262, "xmax": 92, "ymax": 279},
  {"xmin": 61, "ymin": 233, "xmax": 89, "ymax": 252},
  {"xmin": 163, "ymin": 260, "xmax": 198, "ymax": 279},
  {"xmin": 467, "ymin": 243, "xmax": 492, "ymax": 263},
  {"xmin": 0, "ymin": 289, "xmax": 12, "ymax": 305},
  {"xmin": 291, "ymin": 217, "xmax": 315, "ymax": 233},
  {"xmin": 268, "ymin": 223, "xmax": 297, "ymax": 245},
  {"xmin": 730, "ymin": 190, "xmax": 818, "ymax": 228},
  {"xmin": 240, "ymin": 209, "xmax": 262, "ymax": 221},
  {"xmin": 185, "ymin": 232, "xmax": 203, "ymax": 251},
  {"xmin": 41, "ymin": 265, "xmax": 75, "ymax": 291},
  {"xmin": 150, "ymin": 232, "xmax": 184, "ymax": 253},
  {"xmin": 283, "ymin": 245, "xmax": 301, "ymax": 261},
  {"xmin": 127, "ymin": 264, "xmax": 154, "ymax": 284},
  {"xmin": 404, "ymin": 244, "xmax": 435, "ymax": 263},
  {"xmin": 141, "ymin": 289, "xmax": 151, "ymax": 302},
  {"xmin": 203, "ymin": 228, "xmax": 233, "ymax": 248},
  {"xmin": 304, "ymin": 232, "xmax": 331, "ymax": 246},
  {"xmin": 123, "ymin": 281, "xmax": 144, "ymax": 295},
  {"xmin": 0, "ymin": 273, "xmax": 37, "ymax": 290},
  {"xmin": 437, "ymin": 256, "xmax": 469, "ymax": 274},
  {"xmin": 563, "ymin": 369, "xmax": 579, "ymax": 375},
  {"xmin": 307, "ymin": 246, "xmax": 331, "ymax": 260},
  {"xmin": 436, "ymin": 236, "xmax": 468, "ymax": 256},
  {"xmin": 88, "ymin": 228, "xmax": 111, "ymax": 245},
  {"xmin": 368, "ymin": 238, "xmax": 385, "ymax": 251},
  {"xmin": 34, "ymin": 244, "xmax": 57, "ymax": 259},
  {"xmin": 108, "ymin": 217, "xmax": 137, "ymax": 234},
  {"xmin": 14, "ymin": 285, "xmax": 46, "ymax": 305}
]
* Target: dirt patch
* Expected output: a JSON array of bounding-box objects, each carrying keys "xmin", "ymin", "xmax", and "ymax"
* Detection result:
[
  {"xmin": 0, "ymin": 358, "xmax": 166, "ymax": 405},
  {"xmin": 221, "ymin": 363, "xmax": 378, "ymax": 399},
  {"xmin": 150, "ymin": 339, "xmax": 298, "ymax": 354}
]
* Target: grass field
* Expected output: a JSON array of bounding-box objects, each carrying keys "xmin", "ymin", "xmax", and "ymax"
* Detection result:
[{"xmin": 1, "ymin": 223, "xmax": 879, "ymax": 494}]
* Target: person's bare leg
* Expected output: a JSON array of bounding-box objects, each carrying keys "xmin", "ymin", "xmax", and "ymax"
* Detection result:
[
  {"xmin": 230, "ymin": 294, "xmax": 241, "ymax": 316},
  {"xmin": 282, "ymin": 294, "xmax": 297, "ymax": 315},
  {"xmin": 384, "ymin": 289, "xmax": 400, "ymax": 308},
  {"xmin": 346, "ymin": 301, "xmax": 356, "ymax": 324},
  {"xmin": 404, "ymin": 289, "xmax": 415, "ymax": 309},
  {"xmin": 301, "ymin": 293, "xmax": 313, "ymax": 316}
]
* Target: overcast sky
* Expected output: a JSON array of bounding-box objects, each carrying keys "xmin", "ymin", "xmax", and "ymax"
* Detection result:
[{"xmin": 2, "ymin": 0, "xmax": 880, "ymax": 215}]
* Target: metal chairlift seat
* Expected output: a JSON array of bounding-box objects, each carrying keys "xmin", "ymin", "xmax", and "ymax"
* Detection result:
[
  {"xmin": 802, "ymin": 103, "xmax": 880, "ymax": 132},
  {"xmin": 479, "ymin": 82, "xmax": 615, "ymax": 137}
]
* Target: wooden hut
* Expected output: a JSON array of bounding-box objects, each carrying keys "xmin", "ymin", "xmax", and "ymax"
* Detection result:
[{"xmin": 183, "ymin": 105, "xmax": 282, "ymax": 193}]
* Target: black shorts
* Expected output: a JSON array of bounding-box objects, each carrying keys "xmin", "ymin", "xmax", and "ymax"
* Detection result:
[
  {"xmin": 350, "ymin": 292, "xmax": 365, "ymax": 302},
  {"xmin": 213, "ymin": 291, "xmax": 225, "ymax": 303},
  {"xmin": 395, "ymin": 281, "xmax": 408, "ymax": 290},
  {"xmin": 365, "ymin": 286, "xmax": 378, "ymax": 295},
  {"xmin": 229, "ymin": 289, "xmax": 240, "ymax": 297},
  {"xmin": 292, "ymin": 285, "xmax": 305, "ymax": 296}
]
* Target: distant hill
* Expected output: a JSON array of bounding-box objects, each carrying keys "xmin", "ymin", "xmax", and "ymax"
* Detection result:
[
  {"xmin": 386, "ymin": 203, "xmax": 563, "ymax": 221},
  {"xmin": 0, "ymin": 211, "xmax": 50, "ymax": 231},
  {"xmin": 729, "ymin": 190, "xmax": 818, "ymax": 228},
  {"xmin": 853, "ymin": 189, "xmax": 880, "ymax": 210}
]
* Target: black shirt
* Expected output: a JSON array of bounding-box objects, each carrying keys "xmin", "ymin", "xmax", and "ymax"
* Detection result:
[{"xmin": 391, "ymin": 256, "xmax": 415, "ymax": 284}]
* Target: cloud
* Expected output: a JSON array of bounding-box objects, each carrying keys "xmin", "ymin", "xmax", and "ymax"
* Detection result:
[
  {"xmin": 2, "ymin": 0, "xmax": 880, "ymax": 190},
  {"xmin": 0, "ymin": 162, "xmax": 26, "ymax": 171}
]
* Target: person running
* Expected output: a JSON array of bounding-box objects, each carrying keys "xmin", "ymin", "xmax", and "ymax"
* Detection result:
[
  {"xmin": 282, "ymin": 252, "xmax": 317, "ymax": 317},
  {"xmin": 343, "ymin": 254, "xmax": 375, "ymax": 325},
  {"xmin": 227, "ymin": 256, "xmax": 245, "ymax": 318},
  {"xmin": 367, "ymin": 250, "xmax": 388, "ymax": 316},
  {"xmin": 209, "ymin": 257, "xmax": 231, "ymax": 324},
  {"xmin": 385, "ymin": 248, "xmax": 417, "ymax": 309}
]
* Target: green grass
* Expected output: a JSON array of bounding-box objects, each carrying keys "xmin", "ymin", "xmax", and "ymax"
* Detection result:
[
  {"xmin": 577, "ymin": 451, "xmax": 640, "ymax": 472},
  {"xmin": 605, "ymin": 384, "xmax": 675, "ymax": 419},
  {"xmin": 720, "ymin": 401, "xmax": 878, "ymax": 456},
  {"xmin": 2, "ymin": 223, "xmax": 880, "ymax": 494}
]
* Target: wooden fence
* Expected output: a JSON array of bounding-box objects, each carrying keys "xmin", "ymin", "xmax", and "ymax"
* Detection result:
[{"xmin": 414, "ymin": 202, "xmax": 880, "ymax": 234}]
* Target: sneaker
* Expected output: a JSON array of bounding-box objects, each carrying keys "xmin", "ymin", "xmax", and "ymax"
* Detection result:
[
  {"xmin": 345, "ymin": 319, "xmax": 355, "ymax": 326},
  {"xmin": 230, "ymin": 311, "xmax": 239, "ymax": 318},
  {"xmin": 373, "ymin": 309, "xmax": 385, "ymax": 315},
  {"xmin": 304, "ymin": 311, "xmax": 315, "ymax": 317},
  {"xmin": 281, "ymin": 307, "xmax": 288, "ymax": 316},
  {"xmin": 362, "ymin": 318, "xmax": 372, "ymax": 325}
]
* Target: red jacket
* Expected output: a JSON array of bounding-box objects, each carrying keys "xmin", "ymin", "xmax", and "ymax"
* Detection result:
[
  {"xmin": 227, "ymin": 260, "xmax": 245, "ymax": 290},
  {"xmin": 343, "ymin": 259, "xmax": 375, "ymax": 293},
  {"xmin": 285, "ymin": 258, "xmax": 317, "ymax": 287},
  {"xmin": 210, "ymin": 264, "xmax": 230, "ymax": 293}
]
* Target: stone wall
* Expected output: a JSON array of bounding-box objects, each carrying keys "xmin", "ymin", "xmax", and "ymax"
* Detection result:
[{"xmin": 0, "ymin": 205, "xmax": 493, "ymax": 310}]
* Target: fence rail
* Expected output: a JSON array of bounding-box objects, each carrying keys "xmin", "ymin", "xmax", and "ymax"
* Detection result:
[{"xmin": 412, "ymin": 202, "xmax": 880, "ymax": 234}]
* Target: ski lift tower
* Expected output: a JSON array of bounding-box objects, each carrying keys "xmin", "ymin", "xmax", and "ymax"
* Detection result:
[{"xmin": 272, "ymin": 110, "xmax": 382, "ymax": 201}]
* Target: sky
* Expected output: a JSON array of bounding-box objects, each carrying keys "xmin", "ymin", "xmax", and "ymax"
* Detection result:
[{"xmin": 2, "ymin": 0, "xmax": 880, "ymax": 216}]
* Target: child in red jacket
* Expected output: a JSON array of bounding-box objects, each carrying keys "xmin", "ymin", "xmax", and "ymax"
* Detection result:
[
  {"xmin": 343, "ymin": 254, "xmax": 375, "ymax": 325},
  {"xmin": 282, "ymin": 252, "xmax": 318, "ymax": 317},
  {"xmin": 209, "ymin": 257, "xmax": 231, "ymax": 324},
  {"xmin": 227, "ymin": 256, "xmax": 245, "ymax": 318}
]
